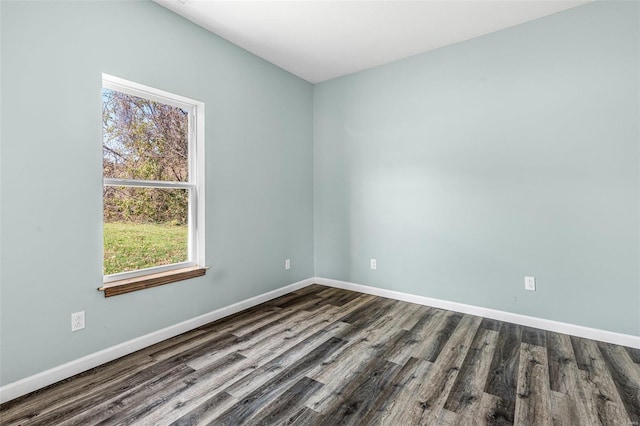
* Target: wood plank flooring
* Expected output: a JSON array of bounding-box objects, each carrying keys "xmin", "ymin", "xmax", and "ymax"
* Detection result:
[{"xmin": 1, "ymin": 284, "xmax": 639, "ymax": 425}]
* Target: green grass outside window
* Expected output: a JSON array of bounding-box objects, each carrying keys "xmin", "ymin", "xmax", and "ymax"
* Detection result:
[{"xmin": 103, "ymin": 222, "xmax": 188, "ymax": 276}]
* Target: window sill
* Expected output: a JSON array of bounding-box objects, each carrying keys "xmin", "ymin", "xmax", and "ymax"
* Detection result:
[{"xmin": 98, "ymin": 266, "xmax": 206, "ymax": 297}]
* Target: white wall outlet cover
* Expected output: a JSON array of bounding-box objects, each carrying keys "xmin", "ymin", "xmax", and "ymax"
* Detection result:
[
  {"xmin": 71, "ymin": 311, "xmax": 85, "ymax": 332},
  {"xmin": 524, "ymin": 276, "xmax": 536, "ymax": 291},
  {"xmin": 370, "ymin": 259, "xmax": 377, "ymax": 270}
]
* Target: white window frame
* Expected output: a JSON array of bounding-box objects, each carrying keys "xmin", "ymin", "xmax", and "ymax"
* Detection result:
[{"xmin": 102, "ymin": 73, "xmax": 205, "ymax": 283}]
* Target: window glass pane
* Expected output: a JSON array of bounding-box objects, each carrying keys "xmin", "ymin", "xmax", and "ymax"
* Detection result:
[
  {"xmin": 103, "ymin": 186, "xmax": 189, "ymax": 275},
  {"xmin": 102, "ymin": 88, "xmax": 189, "ymax": 182}
]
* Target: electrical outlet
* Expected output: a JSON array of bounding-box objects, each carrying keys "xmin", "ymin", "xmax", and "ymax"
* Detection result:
[
  {"xmin": 285, "ymin": 258, "xmax": 291, "ymax": 270},
  {"xmin": 370, "ymin": 259, "xmax": 377, "ymax": 270},
  {"xmin": 71, "ymin": 311, "xmax": 85, "ymax": 332},
  {"xmin": 524, "ymin": 276, "xmax": 536, "ymax": 291}
]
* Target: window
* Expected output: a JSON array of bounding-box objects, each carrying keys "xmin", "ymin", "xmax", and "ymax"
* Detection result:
[{"xmin": 101, "ymin": 74, "xmax": 205, "ymax": 296}]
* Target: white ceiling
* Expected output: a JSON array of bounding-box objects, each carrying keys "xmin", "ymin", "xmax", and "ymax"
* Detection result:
[{"xmin": 153, "ymin": 0, "xmax": 591, "ymax": 83}]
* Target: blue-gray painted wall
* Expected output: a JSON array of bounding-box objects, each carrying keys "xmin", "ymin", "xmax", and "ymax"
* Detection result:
[
  {"xmin": 0, "ymin": 1, "xmax": 314, "ymax": 386},
  {"xmin": 314, "ymin": 1, "xmax": 639, "ymax": 336}
]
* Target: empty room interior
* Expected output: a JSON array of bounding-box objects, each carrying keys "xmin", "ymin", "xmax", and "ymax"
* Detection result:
[{"xmin": 1, "ymin": 0, "xmax": 639, "ymax": 424}]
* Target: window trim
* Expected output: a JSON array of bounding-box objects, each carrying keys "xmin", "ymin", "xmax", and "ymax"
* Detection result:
[{"xmin": 101, "ymin": 74, "xmax": 205, "ymax": 286}]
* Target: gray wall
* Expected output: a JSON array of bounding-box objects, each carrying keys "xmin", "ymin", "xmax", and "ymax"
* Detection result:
[
  {"xmin": 0, "ymin": 1, "xmax": 314, "ymax": 385},
  {"xmin": 313, "ymin": 1, "xmax": 640, "ymax": 336}
]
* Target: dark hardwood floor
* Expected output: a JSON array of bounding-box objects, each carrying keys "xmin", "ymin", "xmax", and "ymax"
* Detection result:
[{"xmin": 1, "ymin": 284, "xmax": 639, "ymax": 425}]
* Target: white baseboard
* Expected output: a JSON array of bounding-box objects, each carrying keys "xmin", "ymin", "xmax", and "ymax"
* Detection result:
[
  {"xmin": 0, "ymin": 277, "xmax": 315, "ymax": 405},
  {"xmin": 3, "ymin": 275, "xmax": 638, "ymax": 404},
  {"xmin": 314, "ymin": 277, "xmax": 640, "ymax": 349}
]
